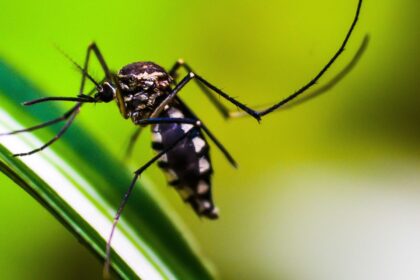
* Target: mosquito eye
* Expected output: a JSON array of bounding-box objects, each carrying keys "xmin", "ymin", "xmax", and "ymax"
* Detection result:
[{"xmin": 97, "ymin": 82, "xmax": 116, "ymax": 102}]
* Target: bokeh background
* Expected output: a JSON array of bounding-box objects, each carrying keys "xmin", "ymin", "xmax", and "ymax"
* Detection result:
[{"xmin": 0, "ymin": 0, "xmax": 419, "ymax": 279}]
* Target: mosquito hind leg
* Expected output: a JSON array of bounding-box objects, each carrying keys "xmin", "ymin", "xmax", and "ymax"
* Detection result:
[
  {"xmin": 169, "ymin": 59, "xmax": 234, "ymax": 119},
  {"xmin": 124, "ymin": 127, "xmax": 143, "ymax": 161},
  {"xmin": 228, "ymin": 34, "xmax": 370, "ymax": 118},
  {"xmin": 167, "ymin": 0, "xmax": 363, "ymax": 120},
  {"xmin": 175, "ymin": 97, "xmax": 238, "ymax": 167}
]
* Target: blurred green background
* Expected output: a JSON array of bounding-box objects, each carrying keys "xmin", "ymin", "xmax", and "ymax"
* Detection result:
[{"xmin": 0, "ymin": 0, "xmax": 419, "ymax": 279}]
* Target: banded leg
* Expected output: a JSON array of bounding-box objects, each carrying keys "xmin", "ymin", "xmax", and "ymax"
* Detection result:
[
  {"xmin": 165, "ymin": 0, "xmax": 362, "ymax": 121},
  {"xmin": 104, "ymin": 123, "xmax": 199, "ymax": 277}
]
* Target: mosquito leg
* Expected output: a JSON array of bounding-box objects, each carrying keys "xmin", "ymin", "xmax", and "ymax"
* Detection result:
[
  {"xmin": 166, "ymin": 0, "xmax": 362, "ymax": 121},
  {"xmin": 257, "ymin": 0, "xmax": 363, "ymax": 117},
  {"xmin": 75, "ymin": 43, "xmax": 112, "ymax": 95},
  {"xmin": 124, "ymin": 127, "xmax": 142, "ymax": 161},
  {"xmin": 123, "ymin": 118, "xmax": 203, "ymax": 162},
  {"xmin": 104, "ymin": 125, "xmax": 198, "ymax": 277},
  {"xmin": 228, "ymin": 34, "xmax": 370, "ymax": 118},
  {"xmin": 22, "ymin": 96, "xmax": 96, "ymax": 105},
  {"xmin": 78, "ymin": 43, "xmax": 127, "ymax": 117},
  {"xmin": 282, "ymin": 34, "xmax": 369, "ymax": 110},
  {"xmin": 175, "ymin": 97, "xmax": 237, "ymax": 167},
  {"xmin": 169, "ymin": 59, "xmax": 232, "ymax": 119},
  {"xmin": 0, "ymin": 105, "xmax": 79, "ymax": 136},
  {"xmin": 137, "ymin": 117, "xmax": 197, "ymax": 125},
  {"xmin": 1, "ymin": 80, "xmax": 104, "ymax": 137},
  {"xmin": 137, "ymin": 116, "xmax": 236, "ymax": 167},
  {"xmin": 13, "ymin": 107, "xmax": 80, "ymax": 157},
  {"xmin": 199, "ymin": 124, "xmax": 236, "ymax": 167},
  {"xmin": 149, "ymin": 74, "xmax": 193, "ymax": 118},
  {"xmin": 150, "ymin": 72, "xmax": 261, "ymax": 121},
  {"xmin": 7, "ymin": 44, "xmax": 110, "ymax": 154}
]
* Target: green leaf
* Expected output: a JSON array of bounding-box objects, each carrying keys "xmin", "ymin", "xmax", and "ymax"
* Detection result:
[{"xmin": 0, "ymin": 59, "xmax": 214, "ymax": 280}]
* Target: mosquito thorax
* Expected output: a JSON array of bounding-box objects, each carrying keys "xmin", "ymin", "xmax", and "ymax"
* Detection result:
[{"xmin": 117, "ymin": 62, "xmax": 173, "ymax": 123}]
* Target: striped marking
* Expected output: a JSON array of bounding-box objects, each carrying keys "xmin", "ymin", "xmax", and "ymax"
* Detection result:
[
  {"xmin": 152, "ymin": 124, "xmax": 160, "ymax": 133},
  {"xmin": 181, "ymin": 123, "xmax": 194, "ymax": 133},
  {"xmin": 126, "ymin": 71, "xmax": 166, "ymax": 80},
  {"xmin": 167, "ymin": 107, "xmax": 184, "ymax": 118},
  {"xmin": 202, "ymin": 201, "xmax": 211, "ymax": 209},
  {"xmin": 197, "ymin": 180, "xmax": 209, "ymax": 195},
  {"xmin": 198, "ymin": 200, "xmax": 212, "ymax": 213},
  {"xmin": 211, "ymin": 207, "xmax": 219, "ymax": 216},
  {"xmin": 199, "ymin": 157, "xmax": 210, "ymax": 173},
  {"xmin": 158, "ymin": 153, "xmax": 168, "ymax": 163},
  {"xmin": 192, "ymin": 137, "xmax": 206, "ymax": 153},
  {"xmin": 152, "ymin": 132, "xmax": 162, "ymax": 143}
]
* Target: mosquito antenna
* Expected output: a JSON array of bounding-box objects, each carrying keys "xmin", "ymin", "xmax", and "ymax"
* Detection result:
[{"xmin": 54, "ymin": 44, "xmax": 101, "ymax": 88}]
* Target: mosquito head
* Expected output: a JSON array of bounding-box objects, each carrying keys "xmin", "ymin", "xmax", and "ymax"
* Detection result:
[{"xmin": 95, "ymin": 82, "xmax": 116, "ymax": 103}]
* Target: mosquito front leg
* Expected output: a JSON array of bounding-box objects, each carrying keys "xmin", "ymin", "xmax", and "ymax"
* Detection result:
[{"xmin": 5, "ymin": 44, "xmax": 111, "ymax": 156}]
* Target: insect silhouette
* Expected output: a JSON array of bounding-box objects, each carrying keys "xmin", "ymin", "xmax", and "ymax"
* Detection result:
[{"xmin": 0, "ymin": 0, "xmax": 364, "ymax": 276}]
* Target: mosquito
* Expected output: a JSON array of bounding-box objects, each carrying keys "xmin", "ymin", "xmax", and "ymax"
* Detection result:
[{"xmin": 0, "ymin": 0, "xmax": 364, "ymax": 276}]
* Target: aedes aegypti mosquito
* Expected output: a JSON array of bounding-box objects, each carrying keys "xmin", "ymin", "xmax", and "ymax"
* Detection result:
[{"xmin": 1, "ymin": 0, "xmax": 363, "ymax": 275}]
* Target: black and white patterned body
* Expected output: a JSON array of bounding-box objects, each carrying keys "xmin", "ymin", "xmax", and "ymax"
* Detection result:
[
  {"xmin": 117, "ymin": 62, "xmax": 218, "ymax": 219},
  {"xmin": 152, "ymin": 105, "xmax": 218, "ymax": 219}
]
